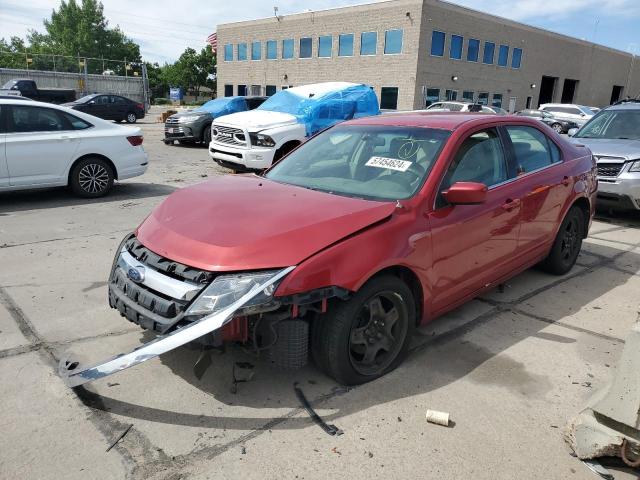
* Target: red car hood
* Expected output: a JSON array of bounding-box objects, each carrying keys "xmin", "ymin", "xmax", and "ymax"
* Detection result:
[{"xmin": 136, "ymin": 175, "xmax": 396, "ymax": 271}]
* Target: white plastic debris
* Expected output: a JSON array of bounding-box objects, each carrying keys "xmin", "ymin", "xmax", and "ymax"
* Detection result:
[{"xmin": 426, "ymin": 409, "xmax": 450, "ymax": 427}]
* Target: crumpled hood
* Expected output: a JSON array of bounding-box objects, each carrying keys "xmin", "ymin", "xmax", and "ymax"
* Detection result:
[
  {"xmin": 214, "ymin": 110, "xmax": 298, "ymax": 131},
  {"xmin": 136, "ymin": 175, "xmax": 396, "ymax": 271},
  {"xmin": 571, "ymin": 138, "xmax": 640, "ymax": 160}
]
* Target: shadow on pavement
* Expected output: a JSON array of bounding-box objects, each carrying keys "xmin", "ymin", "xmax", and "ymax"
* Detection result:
[
  {"xmin": 77, "ymin": 242, "xmax": 640, "ymax": 433},
  {"xmin": 0, "ymin": 182, "xmax": 176, "ymax": 214},
  {"xmin": 595, "ymin": 207, "xmax": 640, "ymax": 228}
]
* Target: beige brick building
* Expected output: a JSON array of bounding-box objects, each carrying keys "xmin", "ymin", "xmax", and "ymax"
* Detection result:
[{"xmin": 216, "ymin": 0, "xmax": 640, "ymax": 111}]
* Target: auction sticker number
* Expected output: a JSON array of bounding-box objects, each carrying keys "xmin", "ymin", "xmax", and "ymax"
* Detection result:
[{"xmin": 366, "ymin": 156, "xmax": 412, "ymax": 172}]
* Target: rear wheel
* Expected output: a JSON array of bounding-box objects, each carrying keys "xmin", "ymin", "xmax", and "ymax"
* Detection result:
[
  {"xmin": 69, "ymin": 157, "xmax": 114, "ymax": 198},
  {"xmin": 539, "ymin": 206, "xmax": 585, "ymax": 275},
  {"xmin": 125, "ymin": 112, "xmax": 137, "ymax": 123},
  {"xmin": 312, "ymin": 275, "xmax": 415, "ymax": 385},
  {"xmin": 551, "ymin": 123, "xmax": 563, "ymax": 134}
]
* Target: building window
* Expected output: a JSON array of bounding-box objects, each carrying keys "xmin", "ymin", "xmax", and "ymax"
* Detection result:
[
  {"xmin": 449, "ymin": 34, "xmax": 463, "ymax": 60},
  {"xmin": 360, "ymin": 31, "xmax": 377, "ymax": 55},
  {"xmin": 266, "ymin": 85, "xmax": 277, "ymax": 96},
  {"xmin": 467, "ymin": 38, "xmax": 479, "ymax": 62},
  {"xmin": 431, "ymin": 31, "xmax": 445, "ymax": 56},
  {"xmin": 282, "ymin": 39, "xmax": 294, "ymax": 59},
  {"xmin": 237, "ymin": 43, "xmax": 247, "ymax": 61},
  {"xmin": 251, "ymin": 41, "xmax": 261, "ymax": 60},
  {"xmin": 238, "ymin": 84, "xmax": 247, "ymax": 96},
  {"xmin": 478, "ymin": 92, "xmax": 489, "ymax": 105},
  {"xmin": 512, "ymin": 48, "xmax": 522, "ymax": 69},
  {"xmin": 425, "ymin": 88, "xmax": 440, "ymax": 106},
  {"xmin": 224, "ymin": 84, "xmax": 233, "ymax": 97},
  {"xmin": 462, "ymin": 90, "xmax": 474, "ymax": 102},
  {"xmin": 384, "ymin": 29, "xmax": 403, "ymax": 54},
  {"xmin": 338, "ymin": 33, "xmax": 354, "ymax": 56},
  {"xmin": 224, "ymin": 44, "xmax": 233, "ymax": 61},
  {"xmin": 492, "ymin": 94, "xmax": 503, "ymax": 108},
  {"xmin": 526, "ymin": 96, "xmax": 532, "ymax": 109},
  {"xmin": 498, "ymin": 45, "xmax": 509, "ymax": 67},
  {"xmin": 266, "ymin": 40, "xmax": 277, "ymax": 59},
  {"xmin": 318, "ymin": 35, "xmax": 332, "ymax": 57},
  {"xmin": 483, "ymin": 42, "xmax": 495, "ymax": 64},
  {"xmin": 380, "ymin": 87, "xmax": 399, "ymax": 109},
  {"xmin": 445, "ymin": 89, "xmax": 457, "ymax": 101},
  {"xmin": 300, "ymin": 37, "xmax": 312, "ymax": 58}
]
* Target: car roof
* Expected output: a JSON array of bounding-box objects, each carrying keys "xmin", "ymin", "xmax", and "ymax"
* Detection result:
[
  {"xmin": 343, "ymin": 112, "xmax": 531, "ymax": 130},
  {"xmin": 606, "ymin": 101, "xmax": 640, "ymax": 111}
]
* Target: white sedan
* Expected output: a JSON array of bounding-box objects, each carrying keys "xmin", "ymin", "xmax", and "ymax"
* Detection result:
[{"xmin": 0, "ymin": 99, "xmax": 148, "ymax": 197}]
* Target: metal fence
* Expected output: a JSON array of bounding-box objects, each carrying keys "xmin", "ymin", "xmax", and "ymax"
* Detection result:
[{"xmin": 0, "ymin": 68, "xmax": 148, "ymax": 106}]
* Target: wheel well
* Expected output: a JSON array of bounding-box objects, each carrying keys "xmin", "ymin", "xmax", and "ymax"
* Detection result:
[
  {"xmin": 370, "ymin": 266, "xmax": 424, "ymax": 325},
  {"xmin": 571, "ymin": 197, "xmax": 590, "ymax": 238},
  {"xmin": 67, "ymin": 154, "xmax": 118, "ymax": 185},
  {"xmin": 274, "ymin": 140, "xmax": 301, "ymax": 160}
]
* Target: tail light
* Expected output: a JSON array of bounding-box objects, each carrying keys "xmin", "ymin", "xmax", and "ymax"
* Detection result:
[
  {"xmin": 136, "ymin": 103, "xmax": 144, "ymax": 110},
  {"xmin": 127, "ymin": 135, "xmax": 143, "ymax": 146}
]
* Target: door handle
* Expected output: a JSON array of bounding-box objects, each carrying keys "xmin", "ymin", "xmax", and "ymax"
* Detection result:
[
  {"xmin": 60, "ymin": 135, "xmax": 76, "ymax": 141},
  {"xmin": 501, "ymin": 198, "xmax": 521, "ymax": 211},
  {"xmin": 561, "ymin": 176, "xmax": 570, "ymax": 186}
]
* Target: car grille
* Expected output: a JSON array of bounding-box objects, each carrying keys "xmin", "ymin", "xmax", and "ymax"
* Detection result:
[
  {"xmin": 212, "ymin": 125, "xmax": 246, "ymax": 146},
  {"xmin": 596, "ymin": 157, "xmax": 625, "ymax": 178},
  {"xmin": 164, "ymin": 125, "xmax": 185, "ymax": 137},
  {"xmin": 108, "ymin": 235, "xmax": 213, "ymax": 333},
  {"xmin": 165, "ymin": 117, "xmax": 180, "ymax": 125}
]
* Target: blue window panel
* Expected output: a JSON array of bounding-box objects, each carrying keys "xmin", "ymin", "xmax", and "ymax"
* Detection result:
[
  {"xmin": 467, "ymin": 38, "xmax": 479, "ymax": 62},
  {"xmin": 512, "ymin": 48, "xmax": 522, "ymax": 68},
  {"xmin": 237, "ymin": 43, "xmax": 247, "ymax": 61},
  {"xmin": 498, "ymin": 45, "xmax": 509, "ymax": 66},
  {"xmin": 299, "ymin": 37, "xmax": 312, "ymax": 58},
  {"xmin": 266, "ymin": 40, "xmax": 277, "ymax": 59},
  {"xmin": 384, "ymin": 29, "xmax": 403, "ymax": 54},
  {"xmin": 224, "ymin": 44, "xmax": 233, "ymax": 61},
  {"xmin": 251, "ymin": 41, "xmax": 261, "ymax": 60},
  {"xmin": 282, "ymin": 39, "xmax": 294, "ymax": 59},
  {"xmin": 450, "ymin": 34, "xmax": 463, "ymax": 59},
  {"xmin": 338, "ymin": 33, "xmax": 354, "ymax": 56},
  {"xmin": 483, "ymin": 42, "xmax": 495, "ymax": 64},
  {"xmin": 318, "ymin": 35, "xmax": 332, "ymax": 57},
  {"xmin": 360, "ymin": 31, "xmax": 377, "ymax": 55},
  {"xmin": 431, "ymin": 31, "xmax": 445, "ymax": 56}
]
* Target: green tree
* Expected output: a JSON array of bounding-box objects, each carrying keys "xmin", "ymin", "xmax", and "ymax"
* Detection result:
[
  {"xmin": 0, "ymin": 37, "xmax": 29, "ymax": 69},
  {"xmin": 162, "ymin": 46, "xmax": 216, "ymax": 100}
]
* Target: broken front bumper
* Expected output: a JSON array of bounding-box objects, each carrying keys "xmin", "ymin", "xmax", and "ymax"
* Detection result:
[{"xmin": 59, "ymin": 265, "xmax": 295, "ymax": 387}]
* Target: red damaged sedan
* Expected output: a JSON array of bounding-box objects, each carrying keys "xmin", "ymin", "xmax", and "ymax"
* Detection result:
[{"xmin": 60, "ymin": 113, "xmax": 597, "ymax": 387}]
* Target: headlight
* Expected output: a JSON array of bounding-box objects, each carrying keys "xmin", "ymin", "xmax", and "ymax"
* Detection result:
[
  {"xmin": 629, "ymin": 160, "xmax": 640, "ymax": 172},
  {"xmin": 186, "ymin": 270, "xmax": 285, "ymax": 316},
  {"xmin": 249, "ymin": 133, "xmax": 276, "ymax": 147},
  {"xmin": 178, "ymin": 115, "xmax": 204, "ymax": 123}
]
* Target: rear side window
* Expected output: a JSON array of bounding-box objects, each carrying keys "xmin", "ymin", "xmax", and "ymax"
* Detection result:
[
  {"xmin": 61, "ymin": 112, "xmax": 92, "ymax": 130},
  {"xmin": 9, "ymin": 105, "xmax": 67, "ymax": 132},
  {"xmin": 506, "ymin": 126, "xmax": 561, "ymax": 174}
]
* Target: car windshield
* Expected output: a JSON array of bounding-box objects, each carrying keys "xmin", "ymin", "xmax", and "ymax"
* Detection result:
[
  {"xmin": 265, "ymin": 125, "xmax": 451, "ymax": 201},
  {"xmin": 2, "ymin": 80, "xmax": 19, "ymax": 89},
  {"xmin": 575, "ymin": 110, "xmax": 640, "ymax": 140},
  {"xmin": 76, "ymin": 94, "xmax": 98, "ymax": 103},
  {"xmin": 195, "ymin": 97, "xmax": 242, "ymax": 114}
]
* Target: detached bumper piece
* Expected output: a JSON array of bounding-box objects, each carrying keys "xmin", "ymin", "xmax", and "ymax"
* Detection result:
[{"xmin": 59, "ymin": 266, "xmax": 294, "ymax": 387}]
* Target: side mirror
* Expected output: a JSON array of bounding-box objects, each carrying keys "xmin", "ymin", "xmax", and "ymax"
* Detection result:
[
  {"xmin": 568, "ymin": 128, "xmax": 578, "ymax": 137},
  {"xmin": 580, "ymin": 113, "xmax": 585, "ymax": 117},
  {"xmin": 443, "ymin": 182, "xmax": 488, "ymax": 205}
]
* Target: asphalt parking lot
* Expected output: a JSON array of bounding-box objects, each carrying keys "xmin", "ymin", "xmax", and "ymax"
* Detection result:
[{"xmin": 1, "ymin": 109, "xmax": 639, "ymax": 480}]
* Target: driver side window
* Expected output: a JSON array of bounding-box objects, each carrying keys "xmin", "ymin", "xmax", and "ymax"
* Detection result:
[{"xmin": 437, "ymin": 128, "xmax": 508, "ymax": 207}]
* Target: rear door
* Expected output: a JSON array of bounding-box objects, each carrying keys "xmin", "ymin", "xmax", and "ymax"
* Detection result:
[
  {"xmin": 501, "ymin": 124, "xmax": 568, "ymax": 256},
  {"xmin": 111, "ymin": 96, "xmax": 129, "ymax": 120},
  {"xmin": 5, "ymin": 104, "xmax": 80, "ymax": 186}
]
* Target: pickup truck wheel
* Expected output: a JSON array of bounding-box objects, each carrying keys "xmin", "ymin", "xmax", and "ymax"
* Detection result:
[
  {"xmin": 313, "ymin": 275, "xmax": 415, "ymax": 385},
  {"xmin": 70, "ymin": 157, "xmax": 114, "ymax": 198},
  {"xmin": 539, "ymin": 206, "xmax": 584, "ymax": 275},
  {"xmin": 125, "ymin": 112, "xmax": 137, "ymax": 123}
]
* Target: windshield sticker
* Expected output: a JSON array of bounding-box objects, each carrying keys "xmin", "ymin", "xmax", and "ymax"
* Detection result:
[{"xmin": 366, "ymin": 156, "xmax": 412, "ymax": 172}]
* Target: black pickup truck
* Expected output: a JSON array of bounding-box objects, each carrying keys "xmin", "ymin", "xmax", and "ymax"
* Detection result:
[{"xmin": 0, "ymin": 79, "xmax": 76, "ymax": 103}]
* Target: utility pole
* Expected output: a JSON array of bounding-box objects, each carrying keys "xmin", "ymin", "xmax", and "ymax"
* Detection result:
[{"xmin": 141, "ymin": 62, "xmax": 150, "ymax": 112}]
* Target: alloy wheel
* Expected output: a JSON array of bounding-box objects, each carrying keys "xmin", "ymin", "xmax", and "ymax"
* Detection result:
[
  {"xmin": 78, "ymin": 163, "xmax": 110, "ymax": 194},
  {"xmin": 560, "ymin": 217, "xmax": 580, "ymax": 261},
  {"xmin": 552, "ymin": 124, "xmax": 563, "ymax": 133},
  {"xmin": 127, "ymin": 113, "xmax": 136, "ymax": 123}
]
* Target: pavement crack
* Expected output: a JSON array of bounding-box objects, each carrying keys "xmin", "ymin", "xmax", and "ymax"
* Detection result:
[{"xmin": 0, "ymin": 229, "xmax": 132, "ymax": 249}]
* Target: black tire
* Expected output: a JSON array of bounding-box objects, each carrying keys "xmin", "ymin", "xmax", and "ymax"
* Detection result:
[
  {"xmin": 551, "ymin": 123, "xmax": 563, "ymax": 134},
  {"xmin": 312, "ymin": 275, "xmax": 415, "ymax": 385},
  {"xmin": 273, "ymin": 142, "xmax": 299, "ymax": 163},
  {"xmin": 115, "ymin": 119, "xmax": 123, "ymax": 123},
  {"xmin": 69, "ymin": 157, "xmax": 114, "ymax": 198},
  {"xmin": 202, "ymin": 125, "xmax": 212, "ymax": 146},
  {"xmin": 125, "ymin": 112, "xmax": 137, "ymax": 123},
  {"xmin": 539, "ymin": 206, "xmax": 585, "ymax": 275}
]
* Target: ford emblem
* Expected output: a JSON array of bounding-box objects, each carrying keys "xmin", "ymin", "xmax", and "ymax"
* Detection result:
[{"xmin": 127, "ymin": 266, "xmax": 145, "ymax": 283}]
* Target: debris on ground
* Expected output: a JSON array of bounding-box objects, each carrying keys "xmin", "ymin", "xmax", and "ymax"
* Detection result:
[
  {"xmin": 106, "ymin": 424, "xmax": 133, "ymax": 452},
  {"xmin": 231, "ymin": 362, "xmax": 255, "ymax": 394},
  {"xmin": 425, "ymin": 409, "xmax": 450, "ymax": 427},
  {"xmin": 294, "ymin": 382, "xmax": 343, "ymax": 436}
]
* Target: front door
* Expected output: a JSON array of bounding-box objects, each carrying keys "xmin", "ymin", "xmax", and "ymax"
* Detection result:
[
  {"xmin": 429, "ymin": 127, "xmax": 520, "ymax": 312},
  {"xmin": 5, "ymin": 105, "xmax": 79, "ymax": 186}
]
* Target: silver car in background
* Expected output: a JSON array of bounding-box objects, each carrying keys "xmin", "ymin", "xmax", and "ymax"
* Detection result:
[
  {"xmin": 540, "ymin": 103, "xmax": 596, "ymax": 127},
  {"xmin": 570, "ymin": 101, "xmax": 640, "ymax": 210}
]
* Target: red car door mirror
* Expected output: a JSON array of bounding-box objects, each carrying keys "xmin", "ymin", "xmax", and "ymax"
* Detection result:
[{"xmin": 443, "ymin": 182, "xmax": 488, "ymax": 205}]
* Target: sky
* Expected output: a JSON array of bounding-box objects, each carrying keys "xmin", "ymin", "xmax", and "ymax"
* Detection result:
[{"xmin": 0, "ymin": 0, "xmax": 639, "ymax": 64}]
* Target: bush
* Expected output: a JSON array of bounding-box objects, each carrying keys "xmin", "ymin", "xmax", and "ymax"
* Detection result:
[{"xmin": 153, "ymin": 98, "xmax": 171, "ymax": 105}]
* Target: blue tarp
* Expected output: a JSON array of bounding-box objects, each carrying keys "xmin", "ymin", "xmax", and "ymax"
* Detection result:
[
  {"xmin": 256, "ymin": 83, "xmax": 380, "ymax": 136},
  {"xmin": 194, "ymin": 97, "xmax": 248, "ymax": 117}
]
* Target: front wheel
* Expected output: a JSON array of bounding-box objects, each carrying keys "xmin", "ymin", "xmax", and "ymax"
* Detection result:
[
  {"xmin": 539, "ymin": 206, "xmax": 585, "ymax": 275},
  {"xmin": 312, "ymin": 275, "xmax": 415, "ymax": 385},
  {"xmin": 551, "ymin": 123, "xmax": 563, "ymax": 134},
  {"xmin": 69, "ymin": 157, "xmax": 114, "ymax": 198},
  {"xmin": 202, "ymin": 125, "xmax": 212, "ymax": 146},
  {"xmin": 125, "ymin": 112, "xmax": 137, "ymax": 123}
]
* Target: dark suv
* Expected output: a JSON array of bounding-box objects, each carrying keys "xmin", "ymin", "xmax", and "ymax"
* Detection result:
[{"xmin": 164, "ymin": 96, "xmax": 266, "ymax": 146}]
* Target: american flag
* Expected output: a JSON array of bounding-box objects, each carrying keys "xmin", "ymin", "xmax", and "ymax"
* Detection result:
[{"xmin": 207, "ymin": 32, "xmax": 217, "ymax": 53}]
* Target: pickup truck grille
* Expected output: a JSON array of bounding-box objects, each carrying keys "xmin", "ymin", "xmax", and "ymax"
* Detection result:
[
  {"xmin": 108, "ymin": 235, "xmax": 212, "ymax": 333},
  {"xmin": 212, "ymin": 125, "xmax": 246, "ymax": 146}
]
